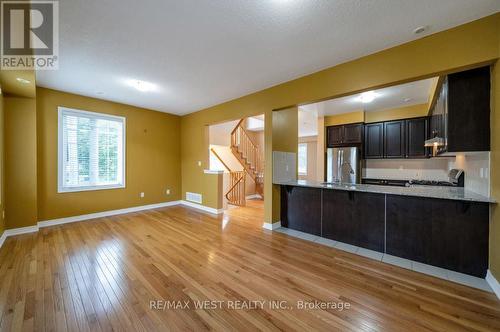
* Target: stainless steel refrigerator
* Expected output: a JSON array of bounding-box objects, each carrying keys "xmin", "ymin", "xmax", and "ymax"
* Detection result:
[{"xmin": 326, "ymin": 147, "xmax": 361, "ymax": 184}]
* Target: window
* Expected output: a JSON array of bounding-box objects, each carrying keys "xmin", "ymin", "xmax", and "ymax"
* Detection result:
[
  {"xmin": 298, "ymin": 143, "xmax": 307, "ymax": 175},
  {"xmin": 58, "ymin": 107, "xmax": 125, "ymax": 192}
]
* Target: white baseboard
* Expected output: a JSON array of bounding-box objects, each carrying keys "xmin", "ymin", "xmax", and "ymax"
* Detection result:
[
  {"xmin": 181, "ymin": 200, "xmax": 224, "ymax": 214},
  {"xmin": 0, "ymin": 200, "xmax": 225, "ymax": 250},
  {"xmin": 0, "ymin": 225, "xmax": 39, "ymax": 248},
  {"xmin": 4, "ymin": 225, "xmax": 39, "ymax": 236},
  {"xmin": 246, "ymin": 194, "xmax": 262, "ymax": 200},
  {"xmin": 0, "ymin": 231, "xmax": 7, "ymax": 248},
  {"xmin": 38, "ymin": 200, "xmax": 182, "ymax": 228},
  {"xmin": 263, "ymin": 221, "xmax": 281, "ymax": 230},
  {"xmin": 486, "ymin": 270, "xmax": 500, "ymax": 300}
]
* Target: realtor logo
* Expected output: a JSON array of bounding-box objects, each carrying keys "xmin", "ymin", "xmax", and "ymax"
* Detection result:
[{"xmin": 1, "ymin": 0, "xmax": 59, "ymax": 70}]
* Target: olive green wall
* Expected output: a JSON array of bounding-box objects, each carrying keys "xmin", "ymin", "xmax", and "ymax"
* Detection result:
[
  {"xmin": 181, "ymin": 14, "xmax": 499, "ymax": 225},
  {"xmin": 4, "ymin": 97, "xmax": 38, "ymax": 229},
  {"xmin": 323, "ymin": 103, "xmax": 428, "ymax": 127},
  {"xmin": 37, "ymin": 88, "xmax": 182, "ymax": 221},
  {"xmin": 324, "ymin": 111, "xmax": 365, "ymax": 126},
  {"xmin": 268, "ymin": 107, "xmax": 298, "ymax": 222},
  {"xmin": 364, "ymin": 103, "xmax": 428, "ymax": 123}
]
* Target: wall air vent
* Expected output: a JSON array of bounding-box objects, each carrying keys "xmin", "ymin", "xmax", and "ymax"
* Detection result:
[{"xmin": 186, "ymin": 192, "xmax": 202, "ymax": 204}]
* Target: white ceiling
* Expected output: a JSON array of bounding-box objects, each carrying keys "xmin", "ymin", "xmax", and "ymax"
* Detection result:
[
  {"xmin": 36, "ymin": 0, "xmax": 500, "ymax": 115},
  {"xmin": 298, "ymin": 77, "xmax": 435, "ymax": 137},
  {"xmin": 298, "ymin": 108, "xmax": 318, "ymax": 138},
  {"xmin": 301, "ymin": 77, "xmax": 436, "ymax": 116}
]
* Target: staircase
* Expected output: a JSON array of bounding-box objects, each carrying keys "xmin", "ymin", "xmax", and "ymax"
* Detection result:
[
  {"xmin": 230, "ymin": 119, "xmax": 264, "ymax": 198},
  {"xmin": 210, "ymin": 148, "xmax": 246, "ymax": 206}
]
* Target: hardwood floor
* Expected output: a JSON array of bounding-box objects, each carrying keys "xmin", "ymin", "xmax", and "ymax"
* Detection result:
[{"xmin": 0, "ymin": 202, "xmax": 499, "ymax": 331}]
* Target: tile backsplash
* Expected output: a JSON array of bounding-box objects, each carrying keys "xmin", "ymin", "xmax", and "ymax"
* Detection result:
[
  {"xmin": 448, "ymin": 152, "xmax": 490, "ymax": 197},
  {"xmin": 363, "ymin": 152, "xmax": 490, "ymax": 197},
  {"xmin": 363, "ymin": 158, "xmax": 451, "ymax": 181}
]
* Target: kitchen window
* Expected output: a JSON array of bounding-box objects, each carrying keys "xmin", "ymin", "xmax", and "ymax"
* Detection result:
[
  {"xmin": 298, "ymin": 143, "xmax": 307, "ymax": 175},
  {"xmin": 58, "ymin": 107, "xmax": 125, "ymax": 193}
]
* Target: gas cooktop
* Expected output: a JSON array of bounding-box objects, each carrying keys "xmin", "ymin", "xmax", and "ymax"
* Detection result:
[{"xmin": 409, "ymin": 179, "xmax": 456, "ymax": 187}]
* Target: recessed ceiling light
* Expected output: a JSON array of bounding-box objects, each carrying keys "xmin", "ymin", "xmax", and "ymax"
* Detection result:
[
  {"xmin": 125, "ymin": 79, "xmax": 157, "ymax": 92},
  {"xmin": 16, "ymin": 77, "xmax": 31, "ymax": 84},
  {"xmin": 356, "ymin": 91, "xmax": 379, "ymax": 103},
  {"xmin": 413, "ymin": 26, "xmax": 428, "ymax": 34}
]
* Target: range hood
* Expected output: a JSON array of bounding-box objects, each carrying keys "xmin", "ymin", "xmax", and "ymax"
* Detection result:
[{"xmin": 424, "ymin": 136, "xmax": 444, "ymax": 147}]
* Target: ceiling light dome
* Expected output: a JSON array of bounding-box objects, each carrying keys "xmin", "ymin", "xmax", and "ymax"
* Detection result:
[
  {"xmin": 357, "ymin": 91, "xmax": 379, "ymax": 103},
  {"xmin": 125, "ymin": 79, "xmax": 157, "ymax": 92}
]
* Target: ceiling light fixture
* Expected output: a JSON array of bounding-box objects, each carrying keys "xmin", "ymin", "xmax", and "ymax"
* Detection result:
[
  {"xmin": 357, "ymin": 91, "xmax": 379, "ymax": 103},
  {"xmin": 404, "ymin": 97, "xmax": 412, "ymax": 102},
  {"xmin": 413, "ymin": 26, "xmax": 428, "ymax": 34},
  {"xmin": 16, "ymin": 77, "xmax": 31, "ymax": 84},
  {"xmin": 125, "ymin": 79, "xmax": 157, "ymax": 92}
]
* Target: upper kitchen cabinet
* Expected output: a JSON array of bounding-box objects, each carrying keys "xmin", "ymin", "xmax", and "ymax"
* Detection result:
[
  {"xmin": 326, "ymin": 123, "xmax": 363, "ymax": 147},
  {"xmin": 384, "ymin": 120, "xmax": 406, "ymax": 158},
  {"xmin": 326, "ymin": 125, "xmax": 343, "ymax": 146},
  {"xmin": 364, "ymin": 117, "xmax": 429, "ymax": 159},
  {"xmin": 429, "ymin": 66, "xmax": 491, "ymax": 154},
  {"xmin": 448, "ymin": 66, "xmax": 491, "ymax": 152},
  {"xmin": 406, "ymin": 117, "xmax": 429, "ymax": 158},
  {"xmin": 364, "ymin": 122, "xmax": 384, "ymax": 159},
  {"xmin": 343, "ymin": 123, "xmax": 363, "ymax": 144}
]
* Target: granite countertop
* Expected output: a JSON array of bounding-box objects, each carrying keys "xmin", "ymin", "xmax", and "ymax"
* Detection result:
[{"xmin": 275, "ymin": 180, "xmax": 495, "ymax": 203}]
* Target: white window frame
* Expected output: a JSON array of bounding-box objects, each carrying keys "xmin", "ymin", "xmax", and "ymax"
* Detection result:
[
  {"xmin": 298, "ymin": 143, "xmax": 308, "ymax": 176},
  {"xmin": 58, "ymin": 106, "xmax": 126, "ymax": 193}
]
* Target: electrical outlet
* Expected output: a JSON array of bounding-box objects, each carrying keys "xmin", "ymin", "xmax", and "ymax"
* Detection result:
[
  {"xmin": 140, "ymin": 192, "xmax": 145, "ymax": 198},
  {"xmin": 197, "ymin": 161, "xmax": 202, "ymax": 167},
  {"xmin": 166, "ymin": 189, "xmax": 171, "ymax": 195}
]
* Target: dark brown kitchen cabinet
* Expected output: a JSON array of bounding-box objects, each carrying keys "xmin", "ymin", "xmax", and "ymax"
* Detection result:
[
  {"xmin": 326, "ymin": 126, "xmax": 343, "ymax": 146},
  {"xmin": 429, "ymin": 66, "xmax": 491, "ymax": 154},
  {"xmin": 326, "ymin": 123, "xmax": 363, "ymax": 147},
  {"xmin": 364, "ymin": 123, "xmax": 384, "ymax": 159},
  {"xmin": 343, "ymin": 123, "xmax": 363, "ymax": 144},
  {"xmin": 406, "ymin": 117, "xmax": 429, "ymax": 158},
  {"xmin": 280, "ymin": 186, "xmax": 321, "ymax": 236},
  {"xmin": 280, "ymin": 185, "xmax": 490, "ymax": 278},
  {"xmin": 322, "ymin": 190, "xmax": 385, "ymax": 252},
  {"xmin": 364, "ymin": 117, "xmax": 429, "ymax": 159},
  {"xmin": 386, "ymin": 195, "xmax": 489, "ymax": 277},
  {"xmin": 384, "ymin": 120, "xmax": 406, "ymax": 158},
  {"xmin": 447, "ymin": 66, "xmax": 490, "ymax": 152}
]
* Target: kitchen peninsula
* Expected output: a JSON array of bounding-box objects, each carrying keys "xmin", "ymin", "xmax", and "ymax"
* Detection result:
[
  {"xmin": 278, "ymin": 180, "xmax": 493, "ymax": 278},
  {"xmin": 283, "ymin": 65, "xmax": 496, "ymax": 279}
]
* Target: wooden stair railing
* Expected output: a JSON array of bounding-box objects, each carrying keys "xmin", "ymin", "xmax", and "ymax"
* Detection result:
[
  {"xmin": 226, "ymin": 171, "xmax": 246, "ymax": 206},
  {"xmin": 210, "ymin": 148, "xmax": 247, "ymax": 206},
  {"xmin": 230, "ymin": 119, "xmax": 264, "ymax": 198}
]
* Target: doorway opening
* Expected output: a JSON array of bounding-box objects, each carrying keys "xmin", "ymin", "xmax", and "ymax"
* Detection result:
[{"xmin": 208, "ymin": 115, "xmax": 265, "ymax": 214}]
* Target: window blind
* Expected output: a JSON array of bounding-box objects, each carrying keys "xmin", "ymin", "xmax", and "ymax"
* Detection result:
[{"xmin": 58, "ymin": 107, "xmax": 125, "ymax": 192}]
